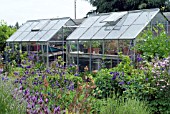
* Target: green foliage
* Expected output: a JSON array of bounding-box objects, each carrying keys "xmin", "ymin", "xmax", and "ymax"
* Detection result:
[
  {"xmin": 86, "ymin": 0, "xmax": 170, "ymax": 13},
  {"xmin": 0, "ymin": 21, "xmax": 16, "ymax": 51},
  {"xmin": 92, "ymin": 40, "xmax": 101, "ymax": 48},
  {"xmin": 114, "ymin": 98, "xmax": 151, "ymax": 114},
  {"xmin": 135, "ymin": 24, "xmax": 170, "ymax": 60},
  {"xmin": 92, "ymin": 96, "xmax": 150, "ymax": 114}
]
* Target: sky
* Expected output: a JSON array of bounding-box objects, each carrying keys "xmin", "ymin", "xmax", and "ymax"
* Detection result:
[{"xmin": 0, "ymin": 0, "xmax": 96, "ymax": 26}]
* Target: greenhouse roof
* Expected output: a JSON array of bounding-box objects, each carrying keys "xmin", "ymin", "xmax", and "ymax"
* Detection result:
[
  {"xmin": 67, "ymin": 8, "xmax": 162, "ymax": 40},
  {"xmin": 7, "ymin": 17, "xmax": 75, "ymax": 42}
]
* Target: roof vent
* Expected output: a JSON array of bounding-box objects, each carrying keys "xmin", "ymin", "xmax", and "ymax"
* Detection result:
[
  {"xmin": 102, "ymin": 11, "xmax": 127, "ymax": 23},
  {"xmin": 31, "ymin": 27, "xmax": 40, "ymax": 31}
]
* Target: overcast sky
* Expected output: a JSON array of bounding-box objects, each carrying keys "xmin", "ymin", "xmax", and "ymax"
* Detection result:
[{"xmin": 0, "ymin": 0, "xmax": 95, "ymax": 25}]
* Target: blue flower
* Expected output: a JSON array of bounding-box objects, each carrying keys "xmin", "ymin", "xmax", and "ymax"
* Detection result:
[
  {"xmin": 1, "ymin": 77, "xmax": 4, "ymax": 81},
  {"xmin": 110, "ymin": 72, "xmax": 114, "ymax": 74}
]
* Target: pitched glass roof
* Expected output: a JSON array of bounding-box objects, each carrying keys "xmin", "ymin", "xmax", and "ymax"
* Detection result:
[
  {"xmin": 67, "ymin": 8, "xmax": 161, "ymax": 40},
  {"xmin": 7, "ymin": 17, "xmax": 74, "ymax": 42}
]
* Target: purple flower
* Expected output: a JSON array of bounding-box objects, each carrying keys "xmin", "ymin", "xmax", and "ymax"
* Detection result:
[
  {"xmin": 25, "ymin": 71, "xmax": 29, "ymax": 75},
  {"xmin": 122, "ymin": 72, "xmax": 124, "ymax": 76},
  {"xmin": 32, "ymin": 96, "xmax": 37, "ymax": 103},
  {"xmin": 54, "ymin": 106, "xmax": 60, "ymax": 114},
  {"xmin": 137, "ymin": 54, "xmax": 143, "ymax": 62},
  {"xmin": 38, "ymin": 98, "xmax": 43, "ymax": 104},
  {"xmin": 31, "ymin": 71, "xmax": 35, "ymax": 74},
  {"xmin": 24, "ymin": 89, "xmax": 30, "ymax": 95},
  {"xmin": 119, "ymin": 81, "xmax": 125, "ymax": 85},
  {"xmin": 146, "ymin": 78, "xmax": 148, "ymax": 81},
  {"xmin": 0, "ymin": 68, "xmax": 3, "ymax": 74},
  {"xmin": 14, "ymin": 79, "xmax": 19, "ymax": 83},
  {"xmin": 19, "ymin": 86, "xmax": 23, "ymax": 90},
  {"xmin": 46, "ymin": 69, "xmax": 50, "ymax": 74},
  {"xmin": 111, "ymin": 72, "xmax": 119, "ymax": 80},
  {"xmin": 1, "ymin": 77, "xmax": 4, "ymax": 80},
  {"xmin": 26, "ymin": 65, "xmax": 31, "ymax": 69},
  {"xmin": 27, "ymin": 103, "xmax": 32, "ymax": 109},
  {"xmin": 110, "ymin": 72, "xmax": 113, "ymax": 74},
  {"xmin": 127, "ymin": 81, "xmax": 130, "ymax": 85},
  {"xmin": 14, "ymin": 72, "xmax": 19, "ymax": 76},
  {"xmin": 112, "ymin": 75, "xmax": 116, "ymax": 80},
  {"xmin": 74, "ymin": 73, "xmax": 79, "ymax": 76},
  {"xmin": 45, "ymin": 98, "xmax": 48, "ymax": 103},
  {"xmin": 28, "ymin": 55, "xmax": 34, "ymax": 60},
  {"xmin": 42, "ymin": 75, "xmax": 45, "ymax": 80}
]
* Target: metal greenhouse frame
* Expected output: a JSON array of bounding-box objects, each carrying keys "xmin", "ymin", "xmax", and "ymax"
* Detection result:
[
  {"xmin": 6, "ymin": 17, "xmax": 77, "ymax": 67},
  {"xmin": 66, "ymin": 8, "xmax": 169, "ymax": 72}
]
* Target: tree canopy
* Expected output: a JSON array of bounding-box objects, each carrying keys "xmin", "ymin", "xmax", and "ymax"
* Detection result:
[
  {"xmin": 0, "ymin": 21, "xmax": 16, "ymax": 51},
  {"xmin": 86, "ymin": 0, "xmax": 170, "ymax": 13}
]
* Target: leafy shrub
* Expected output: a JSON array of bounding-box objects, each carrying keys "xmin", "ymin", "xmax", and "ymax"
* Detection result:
[{"xmin": 135, "ymin": 24, "xmax": 170, "ymax": 60}]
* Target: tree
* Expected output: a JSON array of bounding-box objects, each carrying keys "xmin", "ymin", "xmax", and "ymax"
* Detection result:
[
  {"xmin": 86, "ymin": 0, "xmax": 170, "ymax": 13},
  {"xmin": 15, "ymin": 22, "xmax": 20, "ymax": 29},
  {"xmin": 0, "ymin": 20, "xmax": 16, "ymax": 51}
]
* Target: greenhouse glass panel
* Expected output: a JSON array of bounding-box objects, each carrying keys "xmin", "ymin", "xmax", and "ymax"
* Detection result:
[
  {"xmin": 51, "ymin": 18, "xmax": 69, "ymax": 30},
  {"xmin": 39, "ymin": 30, "xmax": 57, "ymax": 41},
  {"xmin": 42, "ymin": 20, "xmax": 59, "ymax": 30},
  {"xmin": 92, "ymin": 26, "xmax": 114, "ymax": 39},
  {"xmin": 79, "ymin": 15, "xmax": 108, "ymax": 40},
  {"xmin": 22, "ymin": 32, "xmax": 37, "ymax": 41},
  {"xmin": 30, "ymin": 31, "xmax": 47, "ymax": 41},
  {"xmin": 79, "ymin": 26, "xmax": 101, "ymax": 40},
  {"xmin": 6, "ymin": 32, "xmax": 22, "ymax": 42},
  {"xmin": 123, "ymin": 12, "xmax": 142, "ymax": 25},
  {"xmin": 67, "ymin": 16, "xmax": 100, "ymax": 40},
  {"xmin": 25, "ymin": 21, "xmax": 39, "ymax": 31},
  {"xmin": 151, "ymin": 13, "xmax": 167, "ymax": 25},
  {"xmin": 105, "ymin": 26, "xmax": 129, "ymax": 39},
  {"xmin": 32, "ymin": 20, "xmax": 49, "ymax": 31},
  {"xmin": 120, "ymin": 24, "xmax": 145, "ymax": 39},
  {"xmin": 133, "ymin": 10, "xmax": 158, "ymax": 25},
  {"xmin": 80, "ymin": 16, "xmax": 100, "ymax": 27},
  {"xmin": 18, "ymin": 22, "xmax": 33, "ymax": 32},
  {"xmin": 14, "ymin": 32, "xmax": 30, "ymax": 41},
  {"xmin": 67, "ymin": 28, "xmax": 89, "ymax": 40}
]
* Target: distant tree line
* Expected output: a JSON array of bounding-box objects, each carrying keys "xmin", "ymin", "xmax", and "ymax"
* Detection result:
[{"xmin": 86, "ymin": 0, "xmax": 170, "ymax": 13}]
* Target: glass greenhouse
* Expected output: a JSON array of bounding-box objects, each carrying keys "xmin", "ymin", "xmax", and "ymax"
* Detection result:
[
  {"xmin": 6, "ymin": 17, "xmax": 77, "ymax": 67},
  {"xmin": 66, "ymin": 8, "xmax": 169, "ymax": 72}
]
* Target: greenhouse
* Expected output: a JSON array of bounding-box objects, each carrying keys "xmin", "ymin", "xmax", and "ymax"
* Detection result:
[
  {"xmin": 6, "ymin": 17, "xmax": 77, "ymax": 67},
  {"xmin": 66, "ymin": 8, "xmax": 169, "ymax": 72}
]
